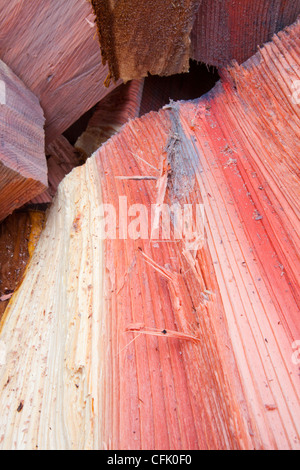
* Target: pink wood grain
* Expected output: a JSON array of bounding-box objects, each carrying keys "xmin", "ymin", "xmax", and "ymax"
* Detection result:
[
  {"xmin": 0, "ymin": 0, "xmax": 120, "ymax": 144},
  {"xmin": 0, "ymin": 59, "xmax": 46, "ymax": 221}
]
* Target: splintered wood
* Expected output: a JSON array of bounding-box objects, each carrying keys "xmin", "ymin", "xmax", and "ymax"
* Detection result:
[
  {"xmin": 0, "ymin": 59, "xmax": 46, "ymax": 221},
  {"xmin": 0, "ymin": 21, "xmax": 299, "ymax": 450}
]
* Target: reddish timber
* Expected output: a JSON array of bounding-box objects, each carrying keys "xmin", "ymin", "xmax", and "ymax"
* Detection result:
[
  {"xmin": 0, "ymin": 0, "xmax": 119, "ymax": 143},
  {"xmin": 0, "ymin": 59, "xmax": 46, "ymax": 221}
]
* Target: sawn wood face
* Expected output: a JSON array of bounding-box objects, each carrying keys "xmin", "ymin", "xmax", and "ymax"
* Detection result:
[{"xmin": 0, "ymin": 21, "xmax": 299, "ymax": 450}]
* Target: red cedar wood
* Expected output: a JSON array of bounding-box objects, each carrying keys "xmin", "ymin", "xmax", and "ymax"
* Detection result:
[
  {"xmin": 31, "ymin": 81, "xmax": 145, "ymax": 205},
  {"xmin": 0, "ymin": 16, "xmax": 299, "ymax": 451},
  {"xmin": 90, "ymin": 0, "xmax": 202, "ymax": 82},
  {"xmin": 94, "ymin": 20, "xmax": 300, "ymax": 449},
  {"xmin": 74, "ymin": 79, "xmax": 144, "ymax": 160},
  {"xmin": 191, "ymin": 0, "xmax": 300, "ymax": 66},
  {"xmin": 30, "ymin": 135, "xmax": 83, "ymax": 205},
  {"xmin": 0, "ymin": 211, "xmax": 32, "ymax": 319}
]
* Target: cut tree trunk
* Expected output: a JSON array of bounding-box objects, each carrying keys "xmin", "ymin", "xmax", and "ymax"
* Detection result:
[
  {"xmin": 0, "ymin": 20, "xmax": 299, "ymax": 450},
  {"xmin": 0, "ymin": 0, "xmax": 120, "ymax": 144},
  {"xmin": 0, "ymin": 59, "xmax": 46, "ymax": 222}
]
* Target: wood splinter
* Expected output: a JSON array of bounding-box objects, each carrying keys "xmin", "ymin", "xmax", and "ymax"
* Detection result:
[
  {"xmin": 115, "ymin": 175, "xmax": 157, "ymax": 180},
  {"xmin": 125, "ymin": 323, "xmax": 201, "ymax": 343}
]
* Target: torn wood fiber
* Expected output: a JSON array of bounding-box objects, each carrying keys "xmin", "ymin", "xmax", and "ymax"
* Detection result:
[{"xmin": 90, "ymin": 0, "xmax": 202, "ymax": 83}]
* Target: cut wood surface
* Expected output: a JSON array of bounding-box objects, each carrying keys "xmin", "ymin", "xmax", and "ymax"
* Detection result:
[
  {"xmin": 90, "ymin": 0, "xmax": 202, "ymax": 82},
  {"xmin": 0, "ymin": 21, "xmax": 299, "ymax": 450},
  {"xmin": 0, "ymin": 59, "xmax": 46, "ymax": 222},
  {"xmin": 91, "ymin": 0, "xmax": 300, "ymax": 81},
  {"xmin": 0, "ymin": 0, "xmax": 120, "ymax": 144},
  {"xmin": 191, "ymin": 0, "xmax": 300, "ymax": 66}
]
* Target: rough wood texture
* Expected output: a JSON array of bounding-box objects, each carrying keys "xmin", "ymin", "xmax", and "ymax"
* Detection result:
[
  {"xmin": 30, "ymin": 135, "xmax": 83, "ymax": 204},
  {"xmin": 0, "ymin": 210, "xmax": 45, "ymax": 319},
  {"xmin": 0, "ymin": 59, "xmax": 46, "ymax": 222},
  {"xmin": 75, "ymin": 79, "xmax": 144, "ymax": 160},
  {"xmin": 0, "ymin": 0, "xmax": 119, "ymax": 144},
  {"xmin": 91, "ymin": 0, "xmax": 300, "ymax": 81},
  {"xmin": 191, "ymin": 0, "xmax": 300, "ymax": 66},
  {"xmin": 90, "ymin": 0, "xmax": 202, "ymax": 83},
  {"xmin": 0, "ymin": 212, "xmax": 31, "ymax": 319},
  {"xmin": 0, "ymin": 21, "xmax": 299, "ymax": 450}
]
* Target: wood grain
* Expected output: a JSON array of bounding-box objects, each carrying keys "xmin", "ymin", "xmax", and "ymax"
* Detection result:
[
  {"xmin": 0, "ymin": 59, "xmax": 46, "ymax": 221},
  {"xmin": 90, "ymin": 0, "xmax": 202, "ymax": 82},
  {"xmin": 0, "ymin": 0, "xmax": 120, "ymax": 144},
  {"xmin": 0, "ymin": 20, "xmax": 299, "ymax": 449},
  {"xmin": 75, "ymin": 79, "xmax": 144, "ymax": 160},
  {"xmin": 91, "ymin": 0, "xmax": 300, "ymax": 80},
  {"xmin": 30, "ymin": 135, "xmax": 83, "ymax": 204},
  {"xmin": 191, "ymin": 0, "xmax": 300, "ymax": 66}
]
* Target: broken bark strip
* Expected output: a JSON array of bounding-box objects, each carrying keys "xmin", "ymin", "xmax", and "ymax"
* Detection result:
[
  {"xmin": 0, "ymin": 59, "xmax": 46, "ymax": 221},
  {"xmin": 0, "ymin": 21, "xmax": 299, "ymax": 450},
  {"xmin": 0, "ymin": 1, "xmax": 119, "ymax": 143},
  {"xmin": 90, "ymin": 0, "xmax": 202, "ymax": 83}
]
